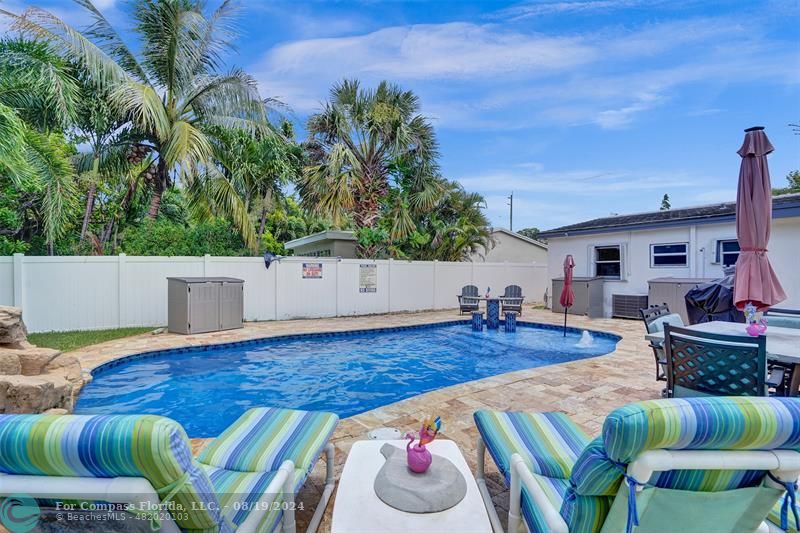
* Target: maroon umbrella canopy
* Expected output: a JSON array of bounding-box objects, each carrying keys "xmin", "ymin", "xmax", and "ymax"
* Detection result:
[
  {"xmin": 560, "ymin": 255, "xmax": 575, "ymax": 336},
  {"xmin": 733, "ymin": 127, "xmax": 787, "ymax": 311},
  {"xmin": 560, "ymin": 255, "xmax": 575, "ymax": 309}
]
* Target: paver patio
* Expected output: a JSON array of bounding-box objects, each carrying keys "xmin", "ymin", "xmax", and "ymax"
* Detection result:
[{"xmin": 70, "ymin": 307, "xmax": 660, "ymax": 532}]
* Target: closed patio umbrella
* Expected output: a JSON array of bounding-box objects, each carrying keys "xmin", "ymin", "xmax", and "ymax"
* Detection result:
[
  {"xmin": 733, "ymin": 127, "xmax": 787, "ymax": 311},
  {"xmin": 560, "ymin": 255, "xmax": 575, "ymax": 336}
]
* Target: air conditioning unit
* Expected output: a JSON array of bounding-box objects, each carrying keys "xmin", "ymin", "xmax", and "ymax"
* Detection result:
[{"xmin": 612, "ymin": 294, "xmax": 649, "ymax": 319}]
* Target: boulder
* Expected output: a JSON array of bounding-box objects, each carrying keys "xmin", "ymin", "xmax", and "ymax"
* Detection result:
[
  {"xmin": 43, "ymin": 407, "xmax": 69, "ymax": 415},
  {"xmin": 43, "ymin": 354, "xmax": 84, "ymax": 388},
  {"xmin": 0, "ymin": 351, "xmax": 21, "ymax": 375},
  {"xmin": 0, "ymin": 374, "xmax": 72, "ymax": 413},
  {"xmin": 0, "ymin": 305, "xmax": 27, "ymax": 346},
  {"xmin": 16, "ymin": 346, "xmax": 62, "ymax": 376}
]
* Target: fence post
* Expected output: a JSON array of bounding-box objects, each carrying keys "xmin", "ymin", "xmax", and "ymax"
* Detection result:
[
  {"xmin": 387, "ymin": 258, "xmax": 393, "ymax": 313},
  {"xmin": 12, "ymin": 253, "xmax": 23, "ymax": 308},
  {"xmin": 273, "ymin": 260, "xmax": 279, "ymax": 320},
  {"xmin": 118, "ymin": 253, "xmax": 127, "ymax": 328},
  {"xmin": 203, "ymin": 254, "xmax": 211, "ymax": 276},
  {"xmin": 432, "ymin": 260, "xmax": 438, "ymax": 309},
  {"xmin": 335, "ymin": 259, "xmax": 340, "ymax": 317}
]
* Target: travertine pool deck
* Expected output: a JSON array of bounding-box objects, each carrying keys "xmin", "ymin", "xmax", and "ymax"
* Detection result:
[{"xmin": 70, "ymin": 307, "xmax": 660, "ymax": 532}]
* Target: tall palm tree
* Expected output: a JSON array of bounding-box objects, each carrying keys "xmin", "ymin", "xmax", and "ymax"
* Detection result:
[
  {"xmin": 301, "ymin": 79, "xmax": 440, "ymax": 256},
  {"xmin": 3, "ymin": 0, "xmax": 270, "ymax": 249}
]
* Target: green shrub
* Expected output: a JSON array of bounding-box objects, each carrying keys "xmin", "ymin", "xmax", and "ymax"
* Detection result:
[{"xmin": 120, "ymin": 219, "xmax": 249, "ymax": 256}]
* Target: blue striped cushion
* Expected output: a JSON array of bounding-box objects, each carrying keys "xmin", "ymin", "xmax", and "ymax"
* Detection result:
[
  {"xmin": 474, "ymin": 410, "xmax": 590, "ymax": 481},
  {"xmin": 198, "ymin": 408, "xmax": 338, "ymax": 486},
  {"xmin": 201, "ymin": 464, "xmax": 283, "ymax": 532},
  {"xmin": 520, "ymin": 474, "xmax": 570, "ymax": 533},
  {"xmin": 0, "ymin": 414, "xmax": 226, "ymax": 531}
]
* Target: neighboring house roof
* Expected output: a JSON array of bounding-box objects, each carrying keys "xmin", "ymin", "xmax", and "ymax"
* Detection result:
[
  {"xmin": 539, "ymin": 193, "xmax": 800, "ymax": 239},
  {"xmin": 284, "ymin": 230, "xmax": 356, "ymax": 249},
  {"xmin": 489, "ymin": 228, "xmax": 549, "ymax": 250}
]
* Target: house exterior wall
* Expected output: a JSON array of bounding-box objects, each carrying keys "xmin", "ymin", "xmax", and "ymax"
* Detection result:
[
  {"xmin": 545, "ymin": 216, "xmax": 799, "ymax": 317},
  {"xmin": 291, "ymin": 239, "xmax": 357, "ymax": 258},
  {"xmin": 474, "ymin": 232, "xmax": 548, "ymax": 263}
]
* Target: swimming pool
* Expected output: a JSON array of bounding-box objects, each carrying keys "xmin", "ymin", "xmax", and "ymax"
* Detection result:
[{"xmin": 76, "ymin": 321, "xmax": 619, "ymax": 437}]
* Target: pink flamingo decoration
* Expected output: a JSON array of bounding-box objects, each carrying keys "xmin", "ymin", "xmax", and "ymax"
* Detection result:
[{"xmin": 405, "ymin": 416, "xmax": 441, "ymax": 473}]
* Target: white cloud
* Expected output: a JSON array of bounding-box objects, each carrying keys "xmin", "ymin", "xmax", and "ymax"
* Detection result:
[
  {"xmin": 494, "ymin": 0, "xmax": 647, "ymax": 21},
  {"xmin": 251, "ymin": 13, "xmax": 799, "ymax": 129}
]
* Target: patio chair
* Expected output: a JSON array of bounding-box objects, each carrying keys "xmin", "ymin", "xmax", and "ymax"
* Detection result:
[
  {"xmin": 501, "ymin": 285, "xmax": 524, "ymax": 316},
  {"xmin": 639, "ymin": 303, "xmax": 683, "ymax": 383},
  {"xmin": 474, "ymin": 397, "xmax": 800, "ymax": 533},
  {"xmin": 458, "ymin": 285, "xmax": 480, "ymax": 315},
  {"xmin": 766, "ymin": 308, "xmax": 800, "ymax": 330},
  {"xmin": 0, "ymin": 407, "xmax": 338, "ymax": 533},
  {"xmin": 664, "ymin": 323, "xmax": 785, "ymax": 398}
]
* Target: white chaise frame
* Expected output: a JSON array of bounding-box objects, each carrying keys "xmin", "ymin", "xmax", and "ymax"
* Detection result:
[
  {"xmin": 476, "ymin": 435, "xmax": 800, "ymax": 533},
  {"xmin": 0, "ymin": 443, "xmax": 336, "ymax": 533}
]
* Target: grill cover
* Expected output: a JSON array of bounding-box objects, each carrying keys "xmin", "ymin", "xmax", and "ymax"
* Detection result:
[{"xmin": 684, "ymin": 274, "xmax": 745, "ymax": 325}]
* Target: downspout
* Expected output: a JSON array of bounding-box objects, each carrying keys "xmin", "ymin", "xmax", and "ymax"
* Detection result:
[{"xmin": 689, "ymin": 225, "xmax": 698, "ymax": 278}]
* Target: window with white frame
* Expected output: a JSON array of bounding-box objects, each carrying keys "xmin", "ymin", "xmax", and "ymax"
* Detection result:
[
  {"xmin": 651, "ymin": 242, "xmax": 688, "ymax": 267},
  {"xmin": 716, "ymin": 239, "xmax": 740, "ymax": 267},
  {"xmin": 594, "ymin": 245, "xmax": 621, "ymax": 278}
]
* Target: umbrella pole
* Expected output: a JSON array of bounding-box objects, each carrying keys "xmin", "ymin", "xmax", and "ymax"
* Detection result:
[{"xmin": 563, "ymin": 307, "xmax": 567, "ymax": 337}]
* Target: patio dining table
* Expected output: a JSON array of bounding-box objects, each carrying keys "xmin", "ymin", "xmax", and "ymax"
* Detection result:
[
  {"xmin": 472, "ymin": 296, "xmax": 518, "ymax": 329},
  {"xmin": 645, "ymin": 321, "xmax": 800, "ymax": 395}
]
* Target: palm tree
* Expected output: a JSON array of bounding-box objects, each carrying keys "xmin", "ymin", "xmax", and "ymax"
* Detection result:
[
  {"xmin": 301, "ymin": 79, "xmax": 440, "ymax": 256},
  {"xmin": 3, "ymin": 0, "xmax": 270, "ymax": 250},
  {"xmin": 0, "ymin": 38, "xmax": 79, "ymax": 253}
]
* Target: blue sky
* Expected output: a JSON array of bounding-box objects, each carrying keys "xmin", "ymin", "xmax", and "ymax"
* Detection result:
[{"xmin": 8, "ymin": 0, "xmax": 800, "ymax": 231}]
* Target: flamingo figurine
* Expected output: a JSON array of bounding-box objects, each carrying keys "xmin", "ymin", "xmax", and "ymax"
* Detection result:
[{"xmin": 405, "ymin": 416, "xmax": 441, "ymax": 473}]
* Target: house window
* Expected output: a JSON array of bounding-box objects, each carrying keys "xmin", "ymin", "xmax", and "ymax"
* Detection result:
[
  {"xmin": 716, "ymin": 240, "xmax": 740, "ymax": 267},
  {"xmin": 594, "ymin": 245, "xmax": 621, "ymax": 279},
  {"xmin": 651, "ymin": 243, "xmax": 688, "ymax": 267}
]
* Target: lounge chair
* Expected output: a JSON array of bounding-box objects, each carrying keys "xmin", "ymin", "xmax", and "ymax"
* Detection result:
[
  {"xmin": 664, "ymin": 323, "xmax": 784, "ymax": 397},
  {"xmin": 766, "ymin": 308, "xmax": 800, "ymax": 330},
  {"xmin": 639, "ymin": 303, "xmax": 683, "ymax": 383},
  {"xmin": 501, "ymin": 285, "xmax": 524, "ymax": 316},
  {"xmin": 458, "ymin": 285, "xmax": 480, "ymax": 315},
  {"xmin": 475, "ymin": 396, "xmax": 800, "ymax": 533},
  {"xmin": 0, "ymin": 407, "xmax": 338, "ymax": 532}
]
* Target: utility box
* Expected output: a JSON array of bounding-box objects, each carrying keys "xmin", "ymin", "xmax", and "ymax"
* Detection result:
[
  {"xmin": 551, "ymin": 277, "xmax": 604, "ymax": 318},
  {"xmin": 167, "ymin": 277, "xmax": 244, "ymax": 334},
  {"xmin": 648, "ymin": 277, "xmax": 714, "ymax": 324}
]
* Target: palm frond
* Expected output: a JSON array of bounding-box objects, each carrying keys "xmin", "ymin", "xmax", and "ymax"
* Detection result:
[
  {"xmin": 2, "ymin": 6, "xmax": 129, "ymax": 88},
  {"xmin": 73, "ymin": 0, "xmax": 149, "ymax": 83},
  {"xmin": 111, "ymin": 80, "xmax": 170, "ymax": 140},
  {"xmin": 161, "ymin": 120, "xmax": 213, "ymax": 178}
]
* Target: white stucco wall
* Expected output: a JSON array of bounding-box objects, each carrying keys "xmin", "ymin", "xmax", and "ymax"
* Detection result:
[
  {"xmin": 474, "ymin": 231, "xmax": 548, "ymax": 263},
  {"xmin": 545, "ymin": 216, "xmax": 800, "ymax": 316}
]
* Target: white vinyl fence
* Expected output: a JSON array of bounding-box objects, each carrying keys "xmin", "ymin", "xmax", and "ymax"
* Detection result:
[{"xmin": 0, "ymin": 254, "xmax": 548, "ymax": 333}]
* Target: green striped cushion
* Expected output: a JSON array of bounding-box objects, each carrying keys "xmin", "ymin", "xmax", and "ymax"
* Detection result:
[
  {"xmin": 201, "ymin": 464, "xmax": 284, "ymax": 532},
  {"xmin": 520, "ymin": 474, "xmax": 570, "ymax": 532},
  {"xmin": 474, "ymin": 410, "xmax": 589, "ymax": 481},
  {"xmin": 198, "ymin": 407, "xmax": 338, "ymax": 488},
  {"xmin": 0, "ymin": 414, "xmax": 225, "ymax": 531}
]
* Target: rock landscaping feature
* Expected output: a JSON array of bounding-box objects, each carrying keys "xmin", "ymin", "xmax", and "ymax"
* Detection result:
[{"xmin": 0, "ymin": 306, "xmax": 86, "ymax": 413}]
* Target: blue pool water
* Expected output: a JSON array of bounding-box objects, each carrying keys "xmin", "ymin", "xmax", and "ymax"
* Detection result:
[{"xmin": 76, "ymin": 322, "xmax": 619, "ymax": 437}]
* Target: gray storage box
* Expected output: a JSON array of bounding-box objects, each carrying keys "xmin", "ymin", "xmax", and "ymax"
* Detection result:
[
  {"xmin": 551, "ymin": 277, "xmax": 604, "ymax": 318},
  {"xmin": 167, "ymin": 277, "xmax": 244, "ymax": 334},
  {"xmin": 648, "ymin": 277, "xmax": 713, "ymax": 324}
]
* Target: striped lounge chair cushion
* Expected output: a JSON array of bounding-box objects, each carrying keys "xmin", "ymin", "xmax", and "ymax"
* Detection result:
[
  {"xmin": 201, "ymin": 464, "xmax": 283, "ymax": 532},
  {"xmin": 0, "ymin": 414, "xmax": 226, "ymax": 532},
  {"xmin": 474, "ymin": 410, "xmax": 589, "ymax": 481},
  {"xmin": 475, "ymin": 410, "xmax": 592, "ymax": 533},
  {"xmin": 198, "ymin": 407, "xmax": 338, "ymax": 490}
]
